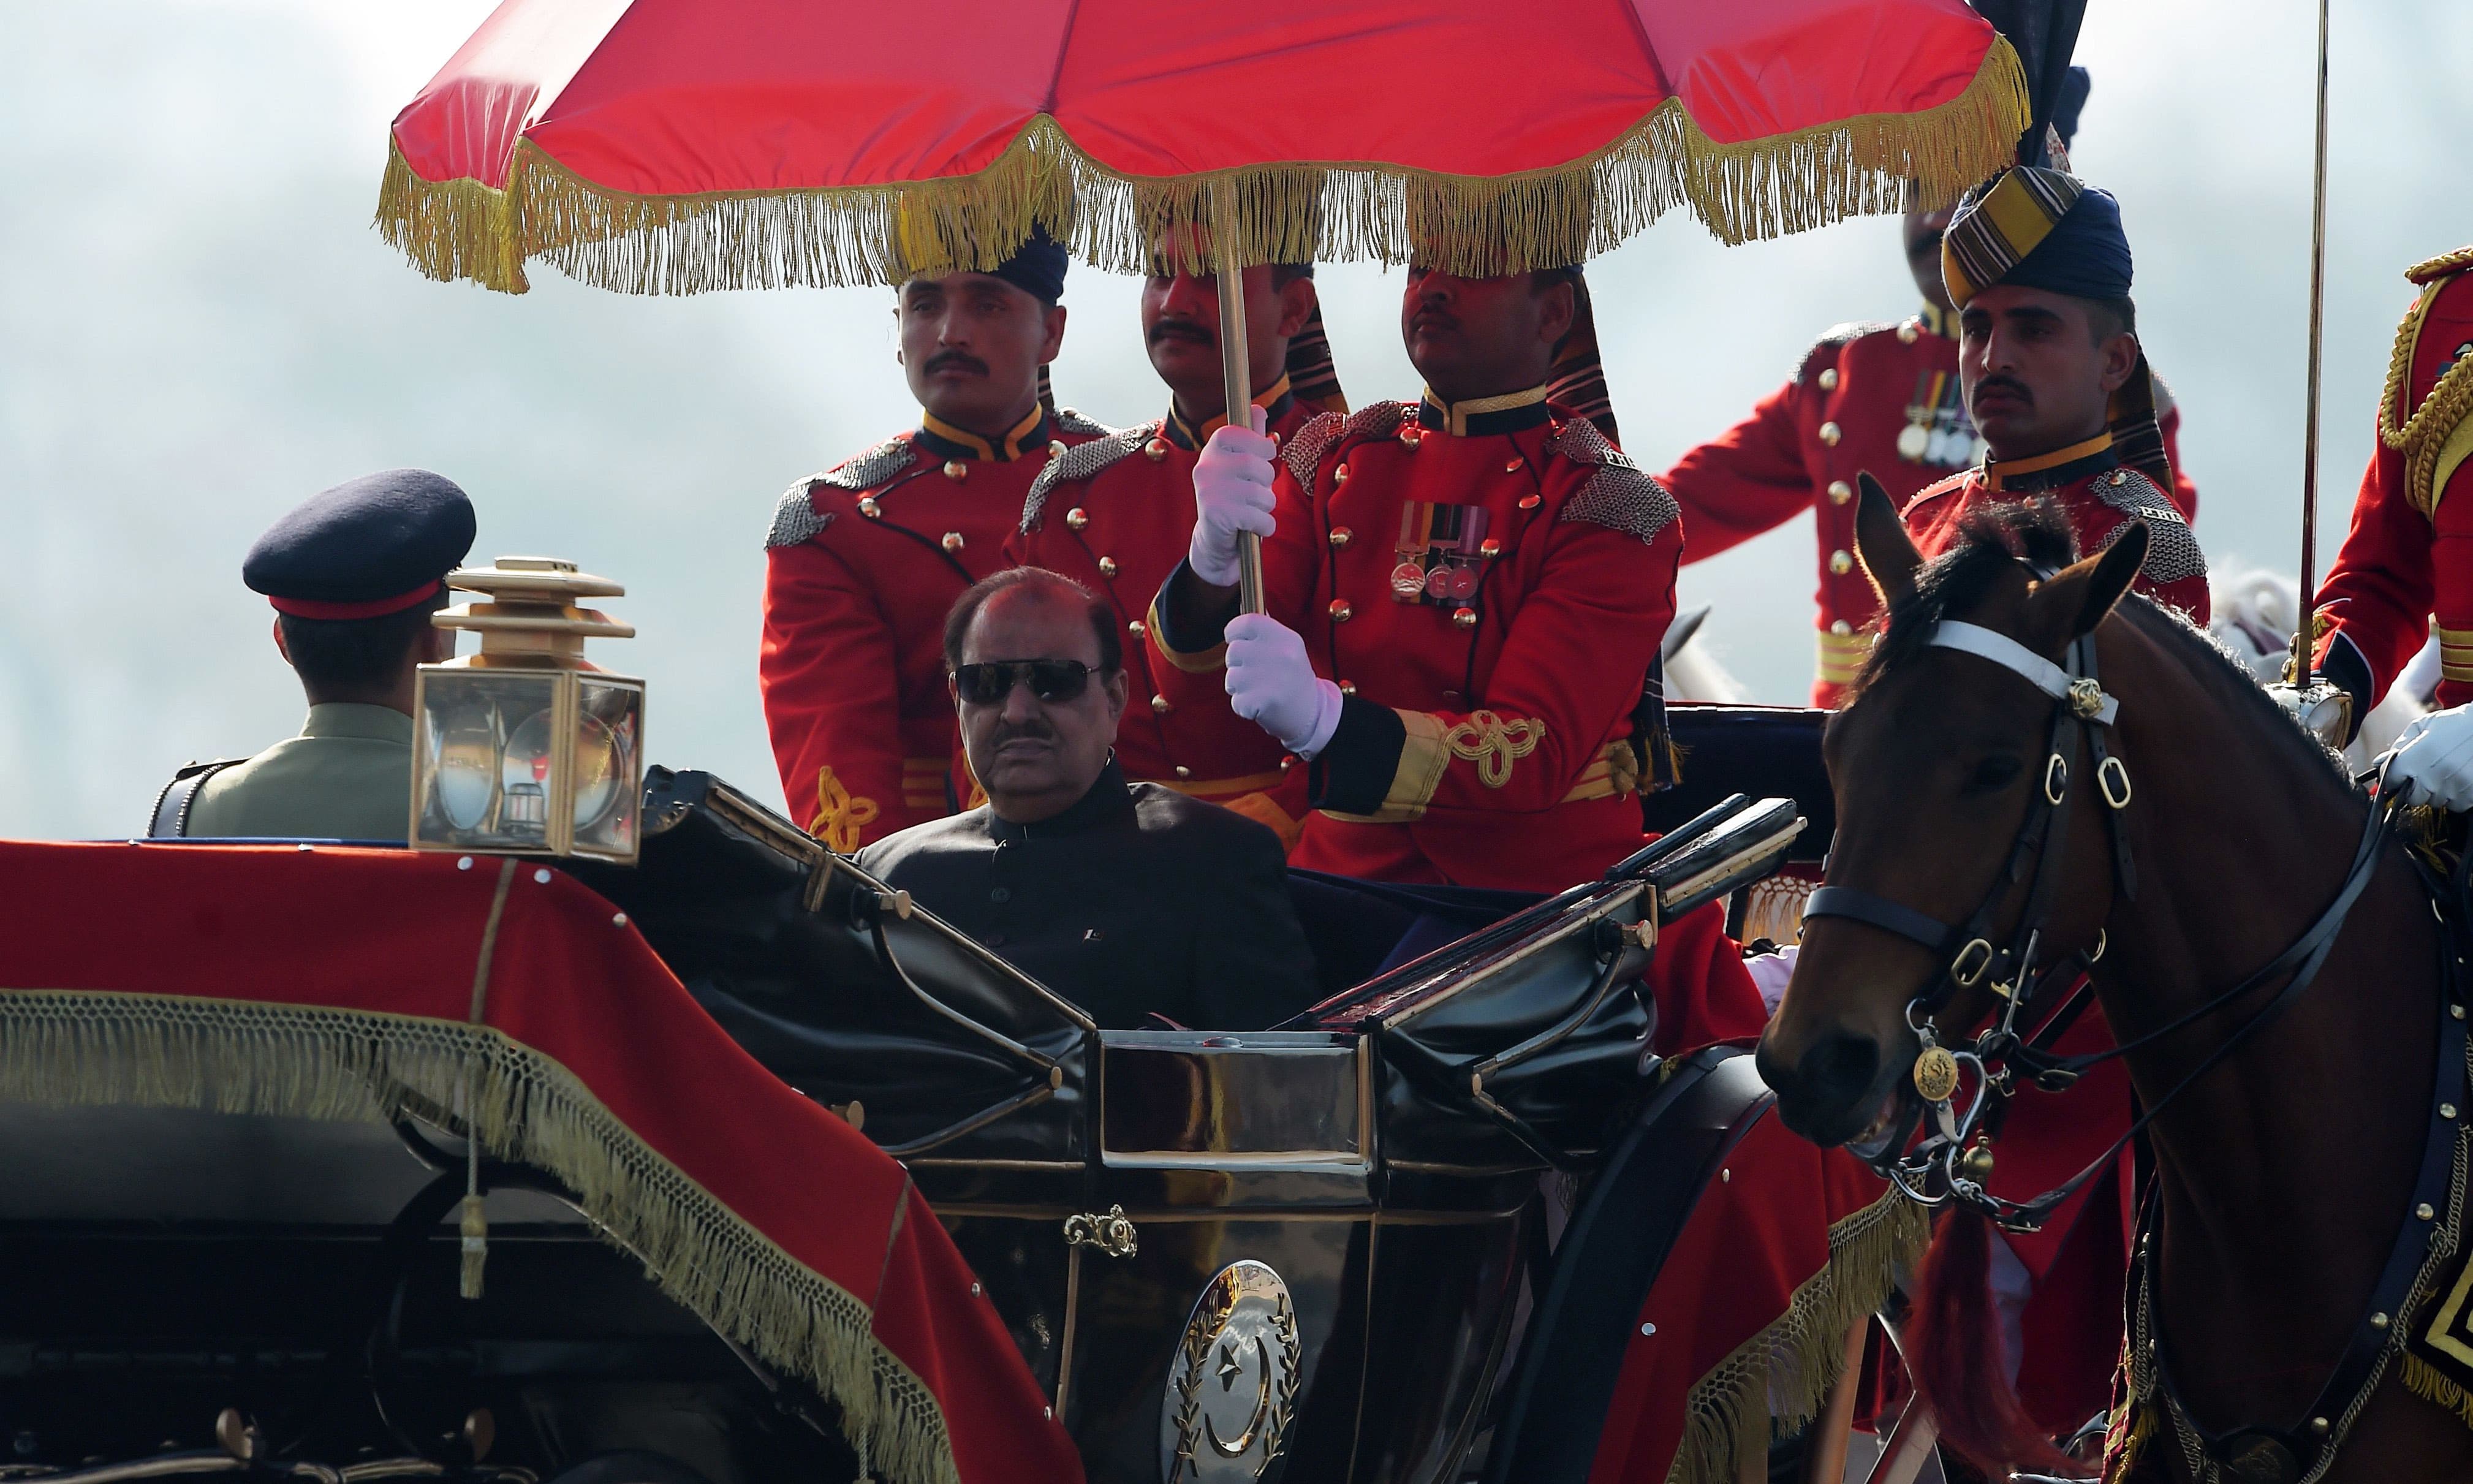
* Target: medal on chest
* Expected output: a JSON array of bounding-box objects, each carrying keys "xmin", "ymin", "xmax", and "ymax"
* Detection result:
[
  {"xmin": 1900, "ymin": 369, "xmax": 1984, "ymax": 469},
  {"xmin": 1391, "ymin": 500, "xmax": 1495, "ymax": 610}
]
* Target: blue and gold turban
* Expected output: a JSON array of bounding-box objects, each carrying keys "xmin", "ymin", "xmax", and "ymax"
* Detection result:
[{"xmin": 1941, "ymin": 167, "xmax": 2168, "ymax": 486}]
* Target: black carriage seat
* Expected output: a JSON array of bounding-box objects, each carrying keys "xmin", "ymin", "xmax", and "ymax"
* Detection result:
[
  {"xmin": 1645, "ymin": 704, "xmax": 1833, "ymax": 860},
  {"xmin": 1284, "ymin": 871, "xmax": 1540, "ymax": 1004}
]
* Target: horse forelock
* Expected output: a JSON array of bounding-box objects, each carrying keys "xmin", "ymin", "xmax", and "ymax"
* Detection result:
[{"xmin": 1854, "ymin": 499, "xmax": 2078, "ymax": 695}]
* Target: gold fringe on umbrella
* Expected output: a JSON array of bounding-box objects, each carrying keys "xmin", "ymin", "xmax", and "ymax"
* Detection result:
[
  {"xmin": 0, "ymin": 988, "xmax": 964, "ymax": 1484},
  {"xmin": 376, "ymin": 39, "xmax": 2028, "ymax": 295},
  {"xmin": 1665, "ymin": 1188, "xmax": 1935, "ymax": 1484}
]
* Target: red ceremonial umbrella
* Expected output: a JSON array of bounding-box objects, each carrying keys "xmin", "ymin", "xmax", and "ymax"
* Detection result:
[
  {"xmin": 382, "ymin": 0, "xmax": 2026, "ymax": 295},
  {"xmin": 381, "ymin": 0, "xmax": 2025, "ymax": 600}
]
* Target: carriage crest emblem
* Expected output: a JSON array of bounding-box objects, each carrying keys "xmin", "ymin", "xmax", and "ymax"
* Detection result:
[{"xmin": 1161, "ymin": 1260, "xmax": 1302, "ymax": 1481}]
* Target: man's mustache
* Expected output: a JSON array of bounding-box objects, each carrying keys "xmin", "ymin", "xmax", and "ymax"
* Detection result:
[
  {"xmin": 1410, "ymin": 306, "xmax": 1459, "ymax": 335},
  {"xmin": 1972, "ymin": 374, "xmax": 2033, "ymax": 407},
  {"xmin": 923, "ymin": 349, "xmax": 988, "ymax": 377},
  {"xmin": 1148, "ymin": 320, "xmax": 1214, "ymax": 347},
  {"xmin": 990, "ymin": 719, "xmax": 1056, "ymax": 746}
]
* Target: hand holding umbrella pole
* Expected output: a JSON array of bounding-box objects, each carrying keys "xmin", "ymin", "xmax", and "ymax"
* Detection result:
[{"xmin": 1212, "ymin": 178, "xmax": 1267, "ymax": 616}]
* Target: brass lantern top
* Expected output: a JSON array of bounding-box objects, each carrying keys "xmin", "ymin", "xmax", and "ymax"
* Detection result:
[{"xmin": 436, "ymin": 556, "xmax": 634, "ymax": 668}]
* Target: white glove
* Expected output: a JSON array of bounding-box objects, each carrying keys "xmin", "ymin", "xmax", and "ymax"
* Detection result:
[
  {"xmin": 2379, "ymin": 702, "xmax": 2473, "ymax": 809},
  {"xmin": 1187, "ymin": 409, "xmax": 1277, "ymax": 587},
  {"xmin": 1225, "ymin": 612, "xmax": 1343, "ymax": 756},
  {"xmin": 1746, "ymin": 945, "xmax": 1799, "ymax": 1016}
]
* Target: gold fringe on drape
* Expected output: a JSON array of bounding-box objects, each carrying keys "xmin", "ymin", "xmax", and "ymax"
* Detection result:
[
  {"xmin": 2403, "ymin": 1353, "xmax": 2473, "ymax": 1432},
  {"xmin": 376, "ymin": 40, "xmax": 2029, "ymax": 295},
  {"xmin": 0, "ymin": 988, "xmax": 962, "ymax": 1484},
  {"xmin": 1665, "ymin": 1188, "xmax": 1935, "ymax": 1484}
]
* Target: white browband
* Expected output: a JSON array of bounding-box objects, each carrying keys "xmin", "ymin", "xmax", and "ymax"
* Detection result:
[{"xmin": 1927, "ymin": 621, "xmax": 2119, "ymax": 725}]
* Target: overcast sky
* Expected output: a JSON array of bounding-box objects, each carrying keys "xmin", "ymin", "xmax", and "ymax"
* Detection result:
[{"xmin": 4, "ymin": 0, "xmax": 2467, "ymax": 839}]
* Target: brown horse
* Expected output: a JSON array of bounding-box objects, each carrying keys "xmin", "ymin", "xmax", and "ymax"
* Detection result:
[{"xmin": 1756, "ymin": 491, "xmax": 2473, "ymax": 1482}]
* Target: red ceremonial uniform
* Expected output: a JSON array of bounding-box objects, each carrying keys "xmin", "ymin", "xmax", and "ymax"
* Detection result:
[
  {"xmin": 1007, "ymin": 379, "xmax": 1314, "ymax": 842},
  {"xmin": 1149, "ymin": 388, "xmax": 1679, "ymax": 895},
  {"xmin": 1664, "ymin": 303, "xmax": 2198, "ymax": 704},
  {"xmin": 2313, "ymin": 249, "xmax": 2473, "ymax": 709},
  {"xmin": 1901, "ymin": 432, "xmax": 2211, "ymax": 623},
  {"xmin": 761, "ymin": 406, "xmax": 1109, "ymax": 850}
]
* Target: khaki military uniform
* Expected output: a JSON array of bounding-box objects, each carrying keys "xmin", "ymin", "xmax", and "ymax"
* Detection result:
[{"xmin": 175, "ymin": 703, "xmax": 415, "ymax": 839}]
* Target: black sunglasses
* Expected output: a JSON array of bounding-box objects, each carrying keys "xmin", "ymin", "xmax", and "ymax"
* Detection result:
[{"xmin": 950, "ymin": 658, "xmax": 1095, "ymax": 706}]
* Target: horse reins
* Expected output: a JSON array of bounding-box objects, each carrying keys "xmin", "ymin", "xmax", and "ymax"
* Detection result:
[{"xmin": 1800, "ymin": 608, "xmax": 2392, "ymax": 1232}]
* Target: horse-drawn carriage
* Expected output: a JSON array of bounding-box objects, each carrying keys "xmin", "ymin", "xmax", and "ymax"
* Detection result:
[{"xmin": 0, "ymin": 705, "xmax": 1871, "ymax": 1484}]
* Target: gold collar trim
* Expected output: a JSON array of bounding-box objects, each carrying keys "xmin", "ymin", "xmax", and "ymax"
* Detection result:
[
  {"xmin": 921, "ymin": 404, "xmax": 1048, "ymax": 461},
  {"xmin": 1166, "ymin": 374, "xmax": 1294, "ymax": 449},
  {"xmin": 1985, "ymin": 431, "xmax": 2113, "ymax": 491},
  {"xmin": 1417, "ymin": 384, "xmax": 1551, "ymax": 436}
]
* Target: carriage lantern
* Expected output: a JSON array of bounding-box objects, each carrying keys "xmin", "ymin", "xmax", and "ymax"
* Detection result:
[{"xmin": 409, "ymin": 556, "xmax": 645, "ymax": 864}]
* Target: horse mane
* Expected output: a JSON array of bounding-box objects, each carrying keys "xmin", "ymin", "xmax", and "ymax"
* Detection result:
[{"xmin": 1855, "ymin": 499, "xmax": 2351, "ymax": 787}]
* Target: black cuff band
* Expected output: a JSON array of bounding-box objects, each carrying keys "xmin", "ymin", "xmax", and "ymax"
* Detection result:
[{"xmin": 1309, "ymin": 697, "xmax": 1404, "ymax": 814}]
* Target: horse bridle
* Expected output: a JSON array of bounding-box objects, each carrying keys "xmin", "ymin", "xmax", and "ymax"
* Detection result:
[{"xmin": 1801, "ymin": 607, "xmax": 2392, "ymax": 1232}]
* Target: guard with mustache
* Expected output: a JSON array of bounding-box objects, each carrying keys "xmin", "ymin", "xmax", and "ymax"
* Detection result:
[
  {"xmin": 1898, "ymin": 166, "xmax": 2210, "ymax": 621},
  {"xmin": 1144, "ymin": 240, "xmax": 1758, "ymax": 1041},
  {"xmin": 760, "ymin": 227, "xmax": 1112, "ymax": 850},
  {"xmin": 1661, "ymin": 72, "xmax": 2201, "ymax": 705},
  {"xmin": 1005, "ymin": 243, "xmax": 1345, "ymax": 847}
]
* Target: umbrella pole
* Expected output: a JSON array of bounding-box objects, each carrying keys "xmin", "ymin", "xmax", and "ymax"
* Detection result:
[
  {"xmin": 2290, "ymin": 0, "xmax": 2333, "ymax": 682},
  {"xmin": 1213, "ymin": 178, "xmax": 1267, "ymax": 615}
]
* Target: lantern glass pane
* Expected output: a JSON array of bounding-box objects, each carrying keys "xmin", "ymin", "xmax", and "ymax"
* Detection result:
[
  {"xmin": 414, "ymin": 668, "xmax": 561, "ymax": 851},
  {"xmin": 574, "ymin": 678, "xmax": 643, "ymax": 858}
]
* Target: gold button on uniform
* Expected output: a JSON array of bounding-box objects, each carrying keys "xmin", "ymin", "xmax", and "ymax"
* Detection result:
[
  {"xmin": 1144, "ymin": 438, "xmax": 1170, "ymax": 461},
  {"xmin": 858, "ymin": 496, "xmax": 882, "ymax": 519},
  {"xmin": 1338, "ymin": 681, "xmax": 1357, "ymax": 696},
  {"xmin": 1065, "ymin": 507, "xmax": 1089, "ymax": 530},
  {"xmin": 2108, "ymin": 470, "xmax": 2129, "ymax": 486},
  {"xmin": 1518, "ymin": 494, "xmax": 1542, "ymax": 511},
  {"xmin": 1453, "ymin": 607, "xmax": 1478, "ymax": 629},
  {"xmin": 1828, "ymin": 549, "xmax": 1854, "ymax": 575},
  {"xmin": 1328, "ymin": 526, "xmax": 1353, "ymax": 548},
  {"xmin": 1398, "ymin": 427, "xmax": 1422, "ymax": 450},
  {"xmin": 1048, "ymin": 439, "xmax": 1067, "ymax": 456},
  {"xmin": 1504, "ymin": 458, "xmax": 1524, "ymax": 473},
  {"xmin": 1818, "ymin": 422, "xmax": 1842, "ymax": 447},
  {"xmin": 1817, "ymin": 368, "xmax": 1839, "ymax": 392},
  {"xmin": 942, "ymin": 460, "xmax": 969, "ymax": 480},
  {"xmin": 1328, "ymin": 600, "xmax": 1353, "ymax": 623},
  {"xmin": 1151, "ymin": 695, "xmax": 1172, "ymax": 713},
  {"xmin": 1126, "ymin": 619, "xmax": 1146, "ymax": 637},
  {"xmin": 1479, "ymin": 538, "xmax": 1501, "ymax": 556},
  {"xmin": 1828, "ymin": 480, "xmax": 1853, "ymax": 505},
  {"xmin": 1830, "ymin": 619, "xmax": 1853, "ymax": 636},
  {"xmin": 1898, "ymin": 321, "xmax": 1920, "ymax": 344},
  {"xmin": 1333, "ymin": 465, "xmax": 1350, "ymax": 483},
  {"xmin": 1097, "ymin": 556, "xmax": 1119, "ymax": 578},
  {"xmin": 1173, "ymin": 765, "xmax": 1192, "ymax": 778},
  {"xmin": 942, "ymin": 531, "xmax": 966, "ymax": 553}
]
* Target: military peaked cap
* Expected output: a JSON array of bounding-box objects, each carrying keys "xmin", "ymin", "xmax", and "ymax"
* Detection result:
[{"xmin": 243, "ymin": 468, "xmax": 476, "ymax": 619}]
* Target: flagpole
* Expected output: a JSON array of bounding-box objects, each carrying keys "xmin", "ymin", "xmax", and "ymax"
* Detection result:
[
  {"xmin": 2292, "ymin": 0, "xmax": 2333, "ymax": 680},
  {"xmin": 1213, "ymin": 177, "xmax": 1267, "ymax": 616}
]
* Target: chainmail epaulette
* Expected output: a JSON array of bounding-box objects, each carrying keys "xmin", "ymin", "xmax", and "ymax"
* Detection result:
[
  {"xmin": 1281, "ymin": 403, "xmax": 1407, "ymax": 486},
  {"xmin": 1021, "ymin": 425, "xmax": 1154, "ymax": 532},
  {"xmin": 1548, "ymin": 416, "xmax": 1681, "ymax": 545},
  {"xmin": 1795, "ymin": 321, "xmax": 1899, "ymax": 385},
  {"xmin": 765, "ymin": 480, "xmax": 833, "ymax": 550},
  {"xmin": 2090, "ymin": 468, "xmax": 2206, "ymax": 587},
  {"xmin": 1051, "ymin": 406, "xmax": 1116, "ymax": 438},
  {"xmin": 763, "ymin": 435, "xmax": 917, "ymax": 550}
]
